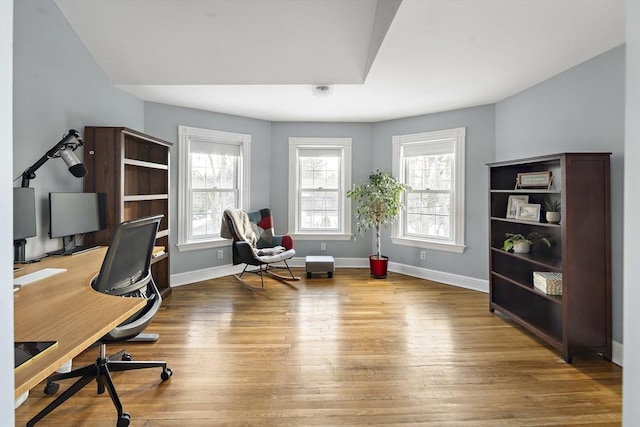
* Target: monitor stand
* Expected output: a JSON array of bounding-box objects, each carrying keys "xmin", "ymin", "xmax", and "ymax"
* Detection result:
[
  {"xmin": 47, "ymin": 235, "xmax": 99, "ymax": 256},
  {"xmin": 48, "ymin": 245, "xmax": 100, "ymax": 256},
  {"xmin": 14, "ymin": 239, "xmax": 41, "ymax": 264}
]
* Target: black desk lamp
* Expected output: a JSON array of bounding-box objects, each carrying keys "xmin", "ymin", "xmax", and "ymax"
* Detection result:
[{"xmin": 15, "ymin": 129, "xmax": 87, "ymax": 262}]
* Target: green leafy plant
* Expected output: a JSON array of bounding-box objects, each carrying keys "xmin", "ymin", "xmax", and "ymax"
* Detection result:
[
  {"xmin": 503, "ymin": 232, "xmax": 551, "ymax": 252},
  {"xmin": 544, "ymin": 199, "xmax": 561, "ymax": 212},
  {"xmin": 346, "ymin": 169, "xmax": 409, "ymax": 259}
]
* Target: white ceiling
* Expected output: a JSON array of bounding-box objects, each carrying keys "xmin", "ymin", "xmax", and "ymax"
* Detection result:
[{"xmin": 54, "ymin": 0, "xmax": 626, "ymax": 123}]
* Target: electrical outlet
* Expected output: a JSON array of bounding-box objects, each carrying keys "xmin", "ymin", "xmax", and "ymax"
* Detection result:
[
  {"xmin": 217, "ymin": 249, "xmax": 224, "ymax": 259},
  {"xmin": 420, "ymin": 251, "xmax": 426, "ymax": 260},
  {"xmin": 321, "ymin": 243, "xmax": 326, "ymax": 251}
]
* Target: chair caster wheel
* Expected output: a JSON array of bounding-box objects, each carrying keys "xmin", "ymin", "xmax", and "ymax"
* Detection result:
[
  {"xmin": 161, "ymin": 368, "xmax": 173, "ymax": 381},
  {"xmin": 117, "ymin": 412, "xmax": 131, "ymax": 427},
  {"xmin": 121, "ymin": 353, "xmax": 133, "ymax": 361},
  {"xmin": 44, "ymin": 381, "xmax": 59, "ymax": 395}
]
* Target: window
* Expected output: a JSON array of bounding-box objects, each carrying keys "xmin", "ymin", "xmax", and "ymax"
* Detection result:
[
  {"xmin": 288, "ymin": 138, "xmax": 351, "ymax": 240},
  {"xmin": 177, "ymin": 125, "xmax": 250, "ymax": 252},
  {"xmin": 392, "ymin": 128, "xmax": 465, "ymax": 253}
]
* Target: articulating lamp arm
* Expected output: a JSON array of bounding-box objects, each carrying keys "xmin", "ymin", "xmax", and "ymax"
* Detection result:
[{"xmin": 21, "ymin": 129, "xmax": 83, "ymax": 187}]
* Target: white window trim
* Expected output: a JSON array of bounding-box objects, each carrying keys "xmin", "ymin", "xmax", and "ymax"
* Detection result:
[
  {"xmin": 177, "ymin": 125, "xmax": 251, "ymax": 252},
  {"xmin": 391, "ymin": 127, "xmax": 466, "ymax": 254},
  {"xmin": 288, "ymin": 137, "xmax": 352, "ymax": 240}
]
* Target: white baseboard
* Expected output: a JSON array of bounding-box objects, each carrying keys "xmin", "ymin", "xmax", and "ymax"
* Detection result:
[
  {"xmin": 612, "ymin": 340, "xmax": 623, "ymax": 366},
  {"xmin": 169, "ymin": 259, "xmax": 622, "ymax": 367},
  {"xmin": 170, "ymin": 256, "xmax": 369, "ymax": 286},
  {"xmin": 171, "ymin": 263, "xmax": 244, "ymax": 287},
  {"xmin": 388, "ymin": 261, "xmax": 489, "ymax": 293},
  {"xmin": 170, "ymin": 257, "xmax": 485, "ymax": 291}
]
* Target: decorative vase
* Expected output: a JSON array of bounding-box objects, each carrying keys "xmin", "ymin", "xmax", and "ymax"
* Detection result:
[
  {"xmin": 546, "ymin": 211, "xmax": 561, "ymax": 224},
  {"xmin": 369, "ymin": 255, "xmax": 389, "ymax": 279},
  {"xmin": 513, "ymin": 241, "xmax": 531, "ymax": 254}
]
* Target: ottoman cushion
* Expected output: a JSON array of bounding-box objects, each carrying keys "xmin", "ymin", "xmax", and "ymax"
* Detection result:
[{"xmin": 305, "ymin": 255, "xmax": 335, "ymax": 278}]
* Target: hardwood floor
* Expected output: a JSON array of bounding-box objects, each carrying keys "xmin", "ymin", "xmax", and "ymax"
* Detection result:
[{"xmin": 15, "ymin": 269, "xmax": 622, "ymax": 426}]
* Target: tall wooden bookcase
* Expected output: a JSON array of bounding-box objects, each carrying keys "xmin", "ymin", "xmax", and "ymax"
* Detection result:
[
  {"xmin": 488, "ymin": 153, "xmax": 611, "ymax": 363},
  {"xmin": 83, "ymin": 126, "xmax": 172, "ymax": 297}
]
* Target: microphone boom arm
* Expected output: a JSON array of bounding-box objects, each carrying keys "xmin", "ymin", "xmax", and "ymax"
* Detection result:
[{"xmin": 21, "ymin": 129, "xmax": 83, "ymax": 188}]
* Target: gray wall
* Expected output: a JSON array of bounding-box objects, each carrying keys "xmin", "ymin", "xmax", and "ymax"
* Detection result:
[
  {"xmin": 148, "ymin": 105, "xmax": 496, "ymax": 279},
  {"xmin": 372, "ymin": 105, "xmax": 496, "ymax": 279},
  {"xmin": 495, "ymin": 45, "xmax": 626, "ymax": 343},
  {"xmin": 270, "ymin": 122, "xmax": 374, "ymax": 258},
  {"xmin": 143, "ymin": 102, "xmax": 272, "ymax": 275},
  {"xmin": 13, "ymin": 0, "xmax": 144, "ymax": 258},
  {"xmin": 624, "ymin": 0, "xmax": 640, "ymax": 422}
]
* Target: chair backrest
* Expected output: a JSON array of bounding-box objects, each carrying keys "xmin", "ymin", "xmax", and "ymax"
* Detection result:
[
  {"xmin": 246, "ymin": 208, "xmax": 274, "ymax": 246},
  {"xmin": 92, "ymin": 215, "xmax": 163, "ymax": 296}
]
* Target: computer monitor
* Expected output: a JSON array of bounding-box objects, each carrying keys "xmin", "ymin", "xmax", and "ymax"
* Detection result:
[
  {"xmin": 14, "ymin": 187, "xmax": 37, "ymax": 263},
  {"xmin": 48, "ymin": 192, "xmax": 107, "ymax": 255}
]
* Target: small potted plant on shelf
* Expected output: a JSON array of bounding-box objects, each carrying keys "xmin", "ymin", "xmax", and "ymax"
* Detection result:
[
  {"xmin": 503, "ymin": 232, "xmax": 551, "ymax": 254},
  {"xmin": 346, "ymin": 169, "xmax": 408, "ymax": 279},
  {"xmin": 544, "ymin": 199, "xmax": 561, "ymax": 224}
]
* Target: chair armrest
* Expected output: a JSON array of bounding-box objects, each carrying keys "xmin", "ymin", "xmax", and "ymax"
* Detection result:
[{"xmin": 272, "ymin": 234, "xmax": 294, "ymax": 250}]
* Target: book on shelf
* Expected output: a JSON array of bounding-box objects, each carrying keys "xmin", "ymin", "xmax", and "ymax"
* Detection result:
[{"xmin": 152, "ymin": 246, "xmax": 166, "ymax": 257}]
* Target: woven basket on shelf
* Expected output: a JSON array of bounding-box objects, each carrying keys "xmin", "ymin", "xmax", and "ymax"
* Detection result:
[{"xmin": 533, "ymin": 272, "xmax": 563, "ymax": 296}]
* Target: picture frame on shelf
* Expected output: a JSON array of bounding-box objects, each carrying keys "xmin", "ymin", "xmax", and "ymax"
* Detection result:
[
  {"xmin": 516, "ymin": 171, "xmax": 553, "ymax": 189},
  {"xmin": 506, "ymin": 195, "xmax": 529, "ymax": 219},
  {"xmin": 516, "ymin": 203, "xmax": 541, "ymax": 222}
]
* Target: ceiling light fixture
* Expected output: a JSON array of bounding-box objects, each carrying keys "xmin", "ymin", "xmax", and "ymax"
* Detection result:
[{"xmin": 312, "ymin": 84, "xmax": 333, "ymax": 97}]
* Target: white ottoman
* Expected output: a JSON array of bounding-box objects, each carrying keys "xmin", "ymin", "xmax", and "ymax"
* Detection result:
[{"xmin": 305, "ymin": 255, "xmax": 335, "ymax": 278}]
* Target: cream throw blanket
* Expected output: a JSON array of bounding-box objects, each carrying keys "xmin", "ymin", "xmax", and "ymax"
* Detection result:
[{"xmin": 221, "ymin": 209, "xmax": 258, "ymax": 248}]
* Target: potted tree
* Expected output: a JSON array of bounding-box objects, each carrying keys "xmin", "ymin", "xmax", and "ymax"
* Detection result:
[{"xmin": 346, "ymin": 169, "xmax": 408, "ymax": 278}]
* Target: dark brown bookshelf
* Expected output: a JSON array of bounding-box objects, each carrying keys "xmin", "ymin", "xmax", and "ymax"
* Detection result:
[
  {"xmin": 83, "ymin": 127, "xmax": 172, "ymax": 297},
  {"xmin": 488, "ymin": 153, "xmax": 611, "ymax": 362}
]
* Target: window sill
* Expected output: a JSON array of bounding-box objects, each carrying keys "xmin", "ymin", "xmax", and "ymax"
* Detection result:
[
  {"xmin": 391, "ymin": 237, "xmax": 465, "ymax": 254},
  {"xmin": 290, "ymin": 233, "xmax": 352, "ymax": 241},
  {"xmin": 176, "ymin": 238, "xmax": 230, "ymax": 252}
]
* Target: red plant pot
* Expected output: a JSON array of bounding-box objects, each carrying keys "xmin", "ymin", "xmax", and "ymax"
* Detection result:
[{"xmin": 369, "ymin": 255, "xmax": 389, "ymax": 279}]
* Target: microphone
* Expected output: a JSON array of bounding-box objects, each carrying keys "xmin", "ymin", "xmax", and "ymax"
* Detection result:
[{"xmin": 58, "ymin": 146, "xmax": 87, "ymax": 178}]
